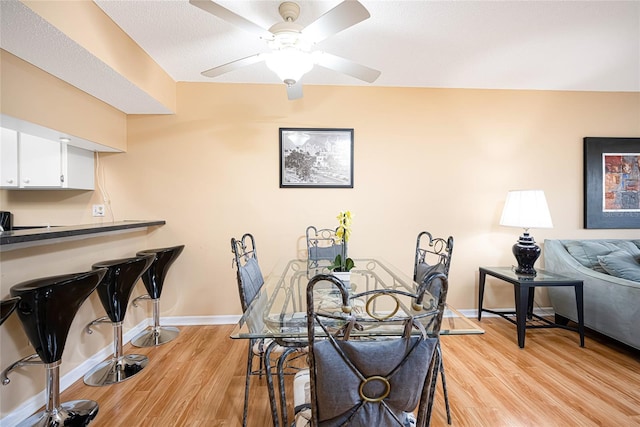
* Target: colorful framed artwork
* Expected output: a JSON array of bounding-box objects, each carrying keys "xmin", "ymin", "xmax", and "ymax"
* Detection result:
[
  {"xmin": 279, "ymin": 128, "xmax": 354, "ymax": 188},
  {"xmin": 584, "ymin": 137, "xmax": 640, "ymax": 229}
]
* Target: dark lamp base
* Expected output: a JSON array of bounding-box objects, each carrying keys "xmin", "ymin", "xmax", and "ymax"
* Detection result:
[{"xmin": 512, "ymin": 232, "xmax": 541, "ymax": 276}]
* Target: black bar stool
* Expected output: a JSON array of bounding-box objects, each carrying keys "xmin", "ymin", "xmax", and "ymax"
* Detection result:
[
  {"xmin": 0, "ymin": 297, "xmax": 20, "ymax": 325},
  {"xmin": 84, "ymin": 254, "xmax": 154, "ymax": 386},
  {"xmin": 2, "ymin": 269, "xmax": 106, "ymax": 427},
  {"xmin": 131, "ymin": 245, "xmax": 185, "ymax": 347}
]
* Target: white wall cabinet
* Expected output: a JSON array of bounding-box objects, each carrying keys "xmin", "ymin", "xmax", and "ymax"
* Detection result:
[
  {"xmin": 19, "ymin": 133, "xmax": 63, "ymax": 188},
  {"xmin": 0, "ymin": 128, "xmax": 94, "ymax": 190}
]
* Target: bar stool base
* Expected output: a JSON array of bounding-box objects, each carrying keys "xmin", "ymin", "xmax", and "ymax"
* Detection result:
[
  {"xmin": 83, "ymin": 354, "xmax": 148, "ymax": 386},
  {"xmin": 17, "ymin": 399, "xmax": 99, "ymax": 427},
  {"xmin": 131, "ymin": 326, "xmax": 179, "ymax": 347}
]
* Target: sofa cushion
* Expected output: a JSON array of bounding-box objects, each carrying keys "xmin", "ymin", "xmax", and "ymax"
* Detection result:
[
  {"xmin": 597, "ymin": 251, "xmax": 640, "ymax": 282},
  {"xmin": 616, "ymin": 241, "xmax": 640, "ymax": 257},
  {"xmin": 564, "ymin": 241, "xmax": 618, "ymax": 272},
  {"xmin": 564, "ymin": 240, "xmax": 640, "ymax": 273}
]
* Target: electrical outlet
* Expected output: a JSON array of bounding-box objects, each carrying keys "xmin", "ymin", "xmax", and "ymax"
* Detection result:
[{"xmin": 92, "ymin": 204, "xmax": 105, "ymax": 217}]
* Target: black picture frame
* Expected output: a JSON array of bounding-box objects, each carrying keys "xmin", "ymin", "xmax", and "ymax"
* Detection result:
[
  {"xmin": 279, "ymin": 128, "xmax": 354, "ymax": 188},
  {"xmin": 584, "ymin": 137, "xmax": 640, "ymax": 229}
]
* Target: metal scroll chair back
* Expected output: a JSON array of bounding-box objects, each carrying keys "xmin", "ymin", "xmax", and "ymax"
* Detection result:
[
  {"xmin": 301, "ymin": 274, "xmax": 440, "ymax": 427},
  {"xmin": 413, "ymin": 231, "xmax": 454, "ymax": 425},
  {"xmin": 231, "ymin": 234, "xmax": 308, "ymax": 427},
  {"xmin": 231, "ymin": 233, "xmax": 266, "ymax": 427},
  {"xmin": 414, "ymin": 232, "xmax": 454, "ymax": 333},
  {"xmin": 231, "ymin": 233, "xmax": 264, "ymax": 312},
  {"xmin": 414, "ymin": 232, "xmax": 454, "ymax": 277},
  {"xmin": 306, "ymin": 226, "xmax": 345, "ymax": 268}
]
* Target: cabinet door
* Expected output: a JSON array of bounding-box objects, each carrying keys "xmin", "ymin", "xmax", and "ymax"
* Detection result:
[
  {"xmin": 64, "ymin": 145, "xmax": 94, "ymax": 190},
  {"xmin": 19, "ymin": 133, "xmax": 62, "ymax": 188},
  {"xmin": 0, "ymin": 127, "xmax": 18, "ymax": 188}
]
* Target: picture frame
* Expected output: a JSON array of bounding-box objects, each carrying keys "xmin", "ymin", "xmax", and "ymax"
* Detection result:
[
  {"xmin": 584, "ymin": 137, "xmax": 640, "ymax": 229},
  {"xmin": 279, "ymin": 128, "xmax": 354, "ymax": 188}
]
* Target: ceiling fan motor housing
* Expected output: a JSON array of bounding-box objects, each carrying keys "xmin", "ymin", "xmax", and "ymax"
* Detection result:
[{"xmin": 278, "ymin": 2, "xmax": 301, "ymax": 22}]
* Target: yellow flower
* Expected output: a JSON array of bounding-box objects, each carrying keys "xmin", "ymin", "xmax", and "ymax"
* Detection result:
[
  {"xmin": 336, "ymin": 210, "xmax": 353, "ymax": 243},
  {"xmin": 329, "ymin": 210, "xmax": 355, "ymax": 272}
]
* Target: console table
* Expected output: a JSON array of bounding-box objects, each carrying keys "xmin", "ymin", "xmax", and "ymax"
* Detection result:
[{"xmin": 478, "ymin": 266, "xmax": 584, "ymax": 348}]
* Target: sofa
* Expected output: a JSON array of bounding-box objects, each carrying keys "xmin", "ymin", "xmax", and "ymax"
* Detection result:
[{"xmin": 543, "ymin": 239, "xmax": 640, "ymax": 350}]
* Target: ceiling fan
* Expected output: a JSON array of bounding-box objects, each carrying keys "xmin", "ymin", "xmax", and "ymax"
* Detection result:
[{"xmin": 189, "ymin": 0, "xmax": 381, "ymax": 100}]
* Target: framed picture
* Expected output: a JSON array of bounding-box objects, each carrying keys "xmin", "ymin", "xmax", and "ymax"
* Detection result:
[
  {"xmin": 279, "ymin": 128, "xmax": 354, "ymax": 188},
  {"xmin": 584, "ymin": 137, "xmax": 640, "ymax": 229}
]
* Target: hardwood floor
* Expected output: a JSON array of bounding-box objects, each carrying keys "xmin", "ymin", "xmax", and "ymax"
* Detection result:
[{"xmin": 59, "ymin": 319, "xmax": 640, "ymax": 426}]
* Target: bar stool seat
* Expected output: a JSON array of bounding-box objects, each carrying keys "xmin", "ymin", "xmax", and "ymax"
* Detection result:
[
  {"xmin": 84, "ymin": 254, "xmax": 154, "ymax": 387},
  {"xmin": 0, "ymin": 297, "xmax": 20, "ymax": 325},
  {"xmin": 131, "ymin": 245, "xmax": 184, "ymax": 347},
  {"xmin": 3, "ymin": 269, "xmax": 106, "ymax": 427}
]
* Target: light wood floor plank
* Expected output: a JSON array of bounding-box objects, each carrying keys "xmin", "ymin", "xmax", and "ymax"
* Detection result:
[{"xmin": 54, "ymin": 319, "xmax": 639, "ymax": 426}]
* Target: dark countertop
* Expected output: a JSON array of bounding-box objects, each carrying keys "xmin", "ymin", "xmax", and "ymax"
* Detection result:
[{"xmin": 0, "ymin": 220, "xmax": 166, "ymax": 250}]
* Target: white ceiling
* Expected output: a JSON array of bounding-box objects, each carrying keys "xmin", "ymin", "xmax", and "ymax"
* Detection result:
[{"xmin": 1, "ymin": 1, "xmax": 639, "ymax": 114}]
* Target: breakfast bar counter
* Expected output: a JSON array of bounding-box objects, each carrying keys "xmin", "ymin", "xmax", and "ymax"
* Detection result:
[{"xmin": 0, "ymin": 220, "xmax": 166, "ymax": 251}]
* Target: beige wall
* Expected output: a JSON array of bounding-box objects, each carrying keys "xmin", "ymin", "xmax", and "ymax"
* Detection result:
[
  {"xmin": 0, "ymin": 50, "xmax": 128, "ymax": 151},
  {"xmin": 1, "ymin": 79, "xmax": 639, "ymax": 418},
  {"xmin": 108, "ymin": 82, "xmax": 638, "ymax": 315}
]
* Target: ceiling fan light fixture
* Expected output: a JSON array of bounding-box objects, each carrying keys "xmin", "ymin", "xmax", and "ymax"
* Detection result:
[{"xmin": 265, "ymin": 48, "xmax": 314, "ymax": 86}]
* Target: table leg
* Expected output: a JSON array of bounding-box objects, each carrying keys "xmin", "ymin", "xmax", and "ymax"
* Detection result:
[
  {"xmin": 478, "ymin": 271, "xmax": 486, "ymax": 321},
  {"xmin": 265, "ymin": 341, "xmax": 281, "ymax": 427},
  {"xmin": 514, "ymin": 284, "xmax": 528, "ymax": 348},
  {"xmin": 527, "ymin": 287, "xmax": 535, "ymax": 320},
  {"xmin": 575, "ymin": 284, "xmax": 585, "ymax": 347}
]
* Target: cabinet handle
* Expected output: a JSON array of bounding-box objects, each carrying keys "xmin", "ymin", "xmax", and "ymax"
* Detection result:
[
  {"xmin": 6, "ymin": 179, "xmax": 14, "ymax": 184},
  {"xmin": 23, "ymin": 178, "xmax": 30, "ymax": 184}
]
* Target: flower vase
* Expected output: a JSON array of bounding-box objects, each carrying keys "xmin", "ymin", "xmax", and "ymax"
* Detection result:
[{"xmin": 332, "ymin": 271, "xmax": 351, "ymax": 287}]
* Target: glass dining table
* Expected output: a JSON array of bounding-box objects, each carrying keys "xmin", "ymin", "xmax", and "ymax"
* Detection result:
[{"xmin": 230, "ymin": 258, "xmax": 484, "ymax": 426}]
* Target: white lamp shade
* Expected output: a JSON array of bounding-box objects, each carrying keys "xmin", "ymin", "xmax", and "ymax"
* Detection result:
[
  {"xmin": 500, "ymin": 190, "xmax": 553, "ymax": 229},
  {"xmin": 265, "ymin": 49, "xmax": 314, "ymax": 85}
]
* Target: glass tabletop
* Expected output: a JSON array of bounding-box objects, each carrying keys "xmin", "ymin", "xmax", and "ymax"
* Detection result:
[
  {"xmin": 231, "ymin": 258, "xmax": 484, "ymax": 339},
  {"xmin": 440, "ymin": 304, "xmax": 485, "ymax": 335},
  {"xmin": 480, "ymin": 266, "xmax": 582, "ymax": 284}
]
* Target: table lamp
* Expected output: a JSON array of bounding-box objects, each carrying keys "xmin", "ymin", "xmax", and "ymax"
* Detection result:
[{"xmin": 499, "ymin": 190, "xmax": 553, "ymax": 275}]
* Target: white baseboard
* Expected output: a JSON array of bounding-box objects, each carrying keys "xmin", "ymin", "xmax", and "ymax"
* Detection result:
[{"xmin": 1, "ymin": 308, "xmax": 553, "ymax": 425}]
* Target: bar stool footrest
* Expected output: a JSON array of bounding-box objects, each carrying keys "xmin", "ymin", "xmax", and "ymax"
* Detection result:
[
  {"xmin": 84, "ymin": 316, "xmax": 111, "ymax": 334},
  {"xmin": 1, "ymin": 353, "xmax": 42, "ymax": 385},
  {"xmin": 132, "ymin": 294, "xmax": 152, "ymax": 308}
]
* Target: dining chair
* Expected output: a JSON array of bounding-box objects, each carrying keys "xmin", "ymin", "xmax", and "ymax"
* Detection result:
[
  {"xmin": 293, "ymin": 274, "xmax": 440, "ymax": 427},
  {"xmin": 305, "ymin": 226, "xmax": 344, "ymax": 268},
  {"xmin": 231, "ymin": 233, "xmax": 306, "ymax": 427},
  {"xmin": 414, "ymin": 231, "xmax": 454, "ymax": 425}
]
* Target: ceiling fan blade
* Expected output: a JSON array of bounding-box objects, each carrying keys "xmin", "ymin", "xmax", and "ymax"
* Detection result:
[
  {"xmin": 287, "ymin": 82, "xmax": 303, "ymax": 100},
  {"xmin": 189, "ymin": 0, "xmax": 273, "ymax": 39},
  {"xmin": 314, "ymin": 52, "xmax": 381, "ymax": 83},
  {"xmin": 201, "ymin": 54, "xmax": 264, "ymax": 78},
  {"xmin": 302, "ymin": 0, "xmax": 370, "ymax": 43}
]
